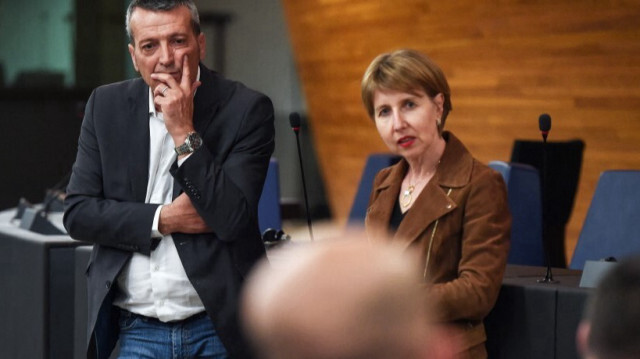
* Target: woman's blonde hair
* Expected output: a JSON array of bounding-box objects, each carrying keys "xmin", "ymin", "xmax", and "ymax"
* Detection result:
[{"xmin": 361, "ymin": 49, "xmax": 452, "ymax": 131}]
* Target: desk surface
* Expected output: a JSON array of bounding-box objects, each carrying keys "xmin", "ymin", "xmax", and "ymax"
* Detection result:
[
  {"xmin": 502, "ymin": 264, "xmax": 587, "ymax": 291},
  {"xmin": 0, "ymin": 207, "xmax": 73, "ymax": 245},
  {"xmin": 486, "ymin": 265, "xmax": 590, "ymax": 359}
]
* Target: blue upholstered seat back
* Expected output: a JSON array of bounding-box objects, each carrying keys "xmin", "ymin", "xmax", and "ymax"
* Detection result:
[
  {"xmin": 570, "ymin": 170, "xmax": 640, "ymax": 270},
  {"xmin": 489, "ymin": 161, "xmax": 545, "ymax": 266},
  {"xmin": 258, "ymin": 158, "xmax": 282, "ymax": 233},
  {"xmin": 348, "ymin": 153, "xmax": 401, "ymax": 224}
]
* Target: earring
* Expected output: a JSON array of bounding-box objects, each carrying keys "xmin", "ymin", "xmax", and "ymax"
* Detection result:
[{"xmin": 436, "ymin": 118, "xmax": 442, "ymax": 128}]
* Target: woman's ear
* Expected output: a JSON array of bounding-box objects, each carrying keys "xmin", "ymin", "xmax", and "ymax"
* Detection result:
[{"xmin": 433, "ymin": 93, "xmax": 445, "ymax": 117}]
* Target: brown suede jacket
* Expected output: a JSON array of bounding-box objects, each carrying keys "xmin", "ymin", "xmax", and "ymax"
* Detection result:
[{"xmin": 365, "ymin": 131, "xmax": 511, "ymax": 355}]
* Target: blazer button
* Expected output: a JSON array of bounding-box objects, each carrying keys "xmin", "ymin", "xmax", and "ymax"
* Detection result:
[{"xmin": 105, "ymin": 281, "xmax": 112, "ymax": 289}]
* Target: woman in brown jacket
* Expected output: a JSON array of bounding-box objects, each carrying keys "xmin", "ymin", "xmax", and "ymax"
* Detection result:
[{"xmin": 361, "ymin": 49, "xmax": 511, "ymax": 358}]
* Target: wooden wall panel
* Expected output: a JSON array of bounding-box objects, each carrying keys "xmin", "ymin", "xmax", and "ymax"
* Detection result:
[{"xmin": 282, "ymin": 0, "xmax": 640, "ymax": 261}]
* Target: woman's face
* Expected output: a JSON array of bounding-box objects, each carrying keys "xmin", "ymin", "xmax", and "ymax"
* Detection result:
[{"xmin": 373, "ymin": 88, "xmax": 444, "ymax": 161}]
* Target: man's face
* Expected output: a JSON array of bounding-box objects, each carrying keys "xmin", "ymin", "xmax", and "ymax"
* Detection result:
[{"xmin": 127, "ymin": 6, "xmax": 205, "ymax": 90}]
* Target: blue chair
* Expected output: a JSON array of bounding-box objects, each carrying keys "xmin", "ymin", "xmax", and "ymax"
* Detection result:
[
  {"xmin": 489, "ymin": 161, "xmax": 545, "ymax": 266},
  {"xmin": 569, "ymin": 170, "xmax": 640, "ymax": 270},
  {"xmin": 348, "ymin": 153, "xmax": 401, "ymax": 225},
  {"xmin": 258, "ymin": 158, "xmax": 282, "ymax": 233}
]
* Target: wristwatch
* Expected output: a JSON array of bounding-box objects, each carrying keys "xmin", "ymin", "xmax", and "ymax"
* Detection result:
[{"xmin": 174, "ymin": 131, "xmax": 203, "ymax": 155}]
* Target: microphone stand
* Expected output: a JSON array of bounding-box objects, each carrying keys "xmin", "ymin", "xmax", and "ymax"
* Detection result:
[
  {"xmin": 538, "ymin": 131, "xmax": 556, "ymax": 283},
  {"xmin": 290, "ymin": 115, "xmax": 315, "ymax": 242}
]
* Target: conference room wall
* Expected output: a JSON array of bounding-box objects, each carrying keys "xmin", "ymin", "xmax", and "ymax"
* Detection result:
[{"xmin": 281, "ymin": 0, "xmax": 640, "ymax": 261}]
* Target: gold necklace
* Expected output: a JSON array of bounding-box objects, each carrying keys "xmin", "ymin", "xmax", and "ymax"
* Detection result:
[
  {"xmin": 401, "ymin": 185, "xmax": 415, "ymax": 208},
  {"xmin": 400, "ymin": 160, "xmax": 441, "ymax": 209}
]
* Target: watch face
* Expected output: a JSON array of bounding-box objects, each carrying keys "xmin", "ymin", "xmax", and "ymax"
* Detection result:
[
  {"xmin": 176, "ymin": 132, "xmax": 203, "ymax": 155},
  {"xmin": 188, "ymin": 132, "xmax": 203, "ymax": 150}
]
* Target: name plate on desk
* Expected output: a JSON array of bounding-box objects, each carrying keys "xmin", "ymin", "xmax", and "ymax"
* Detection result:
[{"xmin": 579, "ymin": 260, "xmax": 618, "ymax": 288}]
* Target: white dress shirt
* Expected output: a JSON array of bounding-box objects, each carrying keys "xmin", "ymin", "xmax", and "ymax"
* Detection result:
[{"xmin": 113, "ymin": 69, "xmax": 205, "ymax": 322}]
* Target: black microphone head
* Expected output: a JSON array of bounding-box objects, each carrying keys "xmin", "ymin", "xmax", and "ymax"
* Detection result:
[
  {"xmin": 262, "ymin": 228, "xmax": 277, "ymax": 242},
  {"xmin": 289, "ymin": 112, "xmax": 301, "ymax": 129},
  {"xmin": 539, "ymin": 113, "xmax": 551, "ymax": 132}
]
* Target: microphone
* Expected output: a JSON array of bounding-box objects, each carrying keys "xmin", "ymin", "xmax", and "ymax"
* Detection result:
[
  {"xmin": 14, "ymin": 171, "xmax": 70, "ymax": 235},
  {"xmin": 262, "ymin": 228, "xmax": 291, "ymax": 243},
  {"xmin": 290, "ymin": 112, "xmax": 301, "ymax": 133},
  {"xmin": 289, "ymin": 112, "xmax": 314, "ymax": 241},
  {"xmin": 538, "ymin": 113, "xmax": 551, "ymax": 142},
  {"xmin": 537, "ymin": 113, "xmax": 556, "ymax": 284}
]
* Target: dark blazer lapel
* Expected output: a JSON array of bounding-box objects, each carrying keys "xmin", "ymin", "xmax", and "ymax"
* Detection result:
[
  {"xmin": 172, "ymin": 64, "xmax": 220, "ymax": 200},
  {"xmin": 192, "ymin": 64, "xmax": 220, "ymax": 134},
  {"xmin": 128, "ymin": 79, "xmax": 151, "ymax": 202}
]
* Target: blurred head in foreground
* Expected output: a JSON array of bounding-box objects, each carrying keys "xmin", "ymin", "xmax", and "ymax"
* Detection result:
[
  {"xmin": 577, "ymin": 254, "xmax": 640, "ymax": 359},
  {"xmin": 242, "ymin": 240, "xmax": 458, "ymax": 359}
]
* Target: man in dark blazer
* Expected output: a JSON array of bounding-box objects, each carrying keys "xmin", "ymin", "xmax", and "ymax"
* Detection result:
[{"xmin": 63, "ymin": 1, "xmax": 274, "ymax": 358}]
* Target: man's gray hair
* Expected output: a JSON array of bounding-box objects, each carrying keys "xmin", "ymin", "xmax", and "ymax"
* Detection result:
[{"xmin": 126, "ymin": 0, "xmax": 201, "ymax": 43}]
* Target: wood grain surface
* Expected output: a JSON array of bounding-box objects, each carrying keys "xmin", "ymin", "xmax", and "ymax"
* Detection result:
[{"xmin": 282, "ymin": 0, "xmax": 640, "ymax": 262}]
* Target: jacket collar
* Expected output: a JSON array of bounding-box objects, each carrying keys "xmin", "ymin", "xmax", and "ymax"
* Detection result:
[
  {"xmin": 127, "ymin": 77, "xmax": 152, "ymax": 202},
  {"xmin": 192, "ymin": 63, "xmax": 221, "ymax": 133},
  {"xmin": 375, "ymin": 132, "xmax": 473, "ymax": 191},
  {"xmin": 367, "ymin": 132, "xmax": 474, "ymax": 247}
]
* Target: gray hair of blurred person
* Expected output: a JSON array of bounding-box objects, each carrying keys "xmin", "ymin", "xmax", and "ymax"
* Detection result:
[
  {"xmin": 577, "ymin": 255, "xmax": 640, "ymax": 359},
  {"xmin": 241, "ymin": 240, "xmax": 450, "ymax": 359},
  {"xmin": 361, "ymin": 49, "xmax": 452, "ymax": 134},
  {"xmin": 125, "ymin": 0, "xmax": 201, "ymax": 43}
]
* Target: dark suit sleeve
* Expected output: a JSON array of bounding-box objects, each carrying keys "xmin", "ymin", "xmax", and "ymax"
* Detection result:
[
  {"xmin": 171, "ymin": 92, "xmax": 275, "ymax": 243},
  {"xmin": 63, "ymin": 88, "xmax": 159, "ymax": 255}
]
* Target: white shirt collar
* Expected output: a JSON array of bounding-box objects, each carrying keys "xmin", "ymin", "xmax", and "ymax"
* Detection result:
[{"xmin": 148, "ymin": 65, "xmax": 201, "ymax": 117}]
